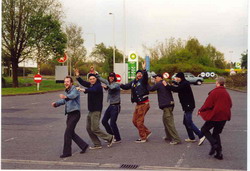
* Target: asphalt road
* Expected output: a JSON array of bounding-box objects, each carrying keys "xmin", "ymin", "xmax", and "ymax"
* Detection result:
[{"xmin": 1, "ymin": 84, "xmax": 247, "ymax": 170}]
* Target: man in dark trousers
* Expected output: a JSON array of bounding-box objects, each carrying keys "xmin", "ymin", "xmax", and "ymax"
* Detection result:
[
  {"xmin": 163, "ymin": 72, "xmax": 205, "ymax": 146},
  {"xmin": 97, "ymin": 73, "xmax": 122, "ymax": 143},
  {"xmin": 120, "ymin": 62, "xmax": 151, "ymax": 143},
  {"xmin": 198, "ymin": 77, "xmax": 232, "ymax": 160},
  {"xmin": 75, "ymin": 69, "xmax": 114, "ymax": 149},
  {"xmin": 149, "ymin": 74, "xmax": 181, "ymax": 145},
  {"xmin": 52, "ymin": 76, "xmax": 89, "ymax": 158}
]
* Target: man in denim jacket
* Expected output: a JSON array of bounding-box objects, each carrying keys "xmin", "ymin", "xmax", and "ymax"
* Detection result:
[{"xmin": 52, "ymin": 76, "xmax": 88, "ymax": 158}]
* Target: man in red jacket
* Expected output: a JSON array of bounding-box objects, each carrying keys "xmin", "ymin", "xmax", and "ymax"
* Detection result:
[{"xmin": 198, "ymin": 77, "xmax": 232, "ymax": 160}]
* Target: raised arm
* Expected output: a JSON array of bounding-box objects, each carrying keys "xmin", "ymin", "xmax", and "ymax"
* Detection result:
[
  {"xmin": 76, "ymin": 77, "xmax": 91, "ymax": 88},
  {"xmin": 120, "ymin": 81, "xmax": 132, "ymax": 90}
]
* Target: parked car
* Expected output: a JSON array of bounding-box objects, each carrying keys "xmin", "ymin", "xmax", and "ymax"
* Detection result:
[{"xmin": 171, "ymin": 72, "xmax": 204, "ymax": 85}]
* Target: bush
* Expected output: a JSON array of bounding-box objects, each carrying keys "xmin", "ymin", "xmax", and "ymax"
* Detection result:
[
  {"xmin": 17, "ymin": 67, "xmax": 33, "ymax": 76},
  {"xmin": 226, "ymin": 73, "xmax": 247, "ymax": 88},
  {"xmin": 40, "ymin": 64, "xmax": 55, "ymax": 75},
  {"xmin": 151, "ymin": 63, "xmax": 228, "ymax": 77}
]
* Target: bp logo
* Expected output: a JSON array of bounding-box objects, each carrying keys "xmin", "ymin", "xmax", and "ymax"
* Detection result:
[{"xmin": 130, "ymin": 53, "xmax": 137, "ymax": 60}]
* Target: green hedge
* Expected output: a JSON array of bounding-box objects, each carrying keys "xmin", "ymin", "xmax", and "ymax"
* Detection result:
[
  {"xmin": 226, "ymin": 73, "xmax": 247, "ymax": 88},
  {"xmin": 151, "ymin": 63, "xmax": 228, "ymax": 77}
]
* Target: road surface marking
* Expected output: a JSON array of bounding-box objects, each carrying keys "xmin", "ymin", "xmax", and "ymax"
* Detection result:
[
  {"xmin": 1, "ymin": 159, "xmax": 246, "ymax": 171},
  {"xmin": 4, "ymin": 137, "xmax": 16, "ymax": 142}
]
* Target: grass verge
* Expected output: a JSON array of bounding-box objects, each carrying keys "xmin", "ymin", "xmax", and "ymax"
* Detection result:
[{"xmin": 2, "ymin": 77, "xmax": 64, "ymax": 95}]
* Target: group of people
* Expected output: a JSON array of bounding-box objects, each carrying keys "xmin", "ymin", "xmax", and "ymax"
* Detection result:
[{"xmin": 52, "ymin": 63, "xmax": 232, "ymax": 161}]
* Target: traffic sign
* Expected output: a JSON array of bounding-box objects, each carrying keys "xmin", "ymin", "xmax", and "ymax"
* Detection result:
[
  {"xmin": 163, "ymin": 72, "xmax": 169, "ymax": 79},
  {"xmin": 205, "ymin": 72, "xmax": 211, "ymax": 77},
  {"xmin": 34, "ymin": 74, "xmax": 42, "ymax": 83},
  {"xmin": 210, "ymin": 72, "xmax": 215, "ymax": 77},
  {"xmin": 58, "ymin": 53, "xmax": 67, "ymax": 63},
  {"xmin": 200, "ymin": 72, "xmax": 206, "ymax": 77},
  {"xmin": 116, "ymin": 74, "xmax": 122, "ymax": 82}
]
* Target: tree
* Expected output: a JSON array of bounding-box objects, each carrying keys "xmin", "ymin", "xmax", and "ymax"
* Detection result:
[
  {"xmin": 2, "ymin": 0, "xmax": 62, "ymax": 87},
  {"xmin": 65, "ymin": 24, "xmax": 87, "ymax": 73},
  {"xmin": 90, "ymin": 43, "xmax": 123, "ymax": 73},
  {"xmin": 241, "ymin": 51, "xmax": 247, "ymax": 69},
  {"xmin": 27, "ymin": 14, "xmax": 67, "ymax": 74}
]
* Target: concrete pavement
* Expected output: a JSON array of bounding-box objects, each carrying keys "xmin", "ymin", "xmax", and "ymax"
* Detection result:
[{"xmin": 1, "ymin": 84, "xmax": 247, "ymax": 170}]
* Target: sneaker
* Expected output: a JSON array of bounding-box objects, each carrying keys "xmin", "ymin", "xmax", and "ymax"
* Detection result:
[
  {"xmin": 114, "ymin": 140, "xmax": 121, "ymax": 144},
  {"xmin": 146, "ymin": 132, "xmax": 152, "ymax": 140},
  {"xmin": 162, "ymin": 137, "xmax": 171, "ymax": 141},
  {"xmin": 198, "ymin": 136, "xmax": 206, "ymax": 146},
  {"xmin": 169, "ymin": 141, "xmax": 179, "ymax": 145},
  {"xmin": 89, "ymin": 146, "xmax": 102, "ymax": 150},
  {"xmin": 135, "ymin": 139, "xmax": 146, "ymax": 143},
  {"xmin": 60, "ymin": 154, "xmax": 71, "ymax": 158},
  {"xmin": 107, "ymin": 135, "xmax": 115, "ymax": 147},
  {"xmin": 185, "ymin": 138, "xmax": 197, "ymax": 143}
]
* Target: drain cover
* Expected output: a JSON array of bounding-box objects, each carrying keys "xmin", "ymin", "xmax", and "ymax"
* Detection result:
[{"xmin": 120, "ymin": 164, "xmax": 139, "ymax": 169}]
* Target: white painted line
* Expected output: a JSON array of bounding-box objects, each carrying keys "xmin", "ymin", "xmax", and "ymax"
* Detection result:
[
  {"xmin": 2, "ymin": 159, "xmax": 100, "ymax": 167},
  {"xmin": 31, "ymin": 102, "xmax": 40, "ymax": 105},
  {"xmin": 4, "ymin": 137, "xmax": 16, "ymax": 142},
  {"xmin": 99, "ymin": 163, "xmax": 120, "ymax": 168}
]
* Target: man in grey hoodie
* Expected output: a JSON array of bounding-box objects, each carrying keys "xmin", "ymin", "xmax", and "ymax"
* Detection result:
[
  {"xmin": 148, "ymin": 74, "xmax": 181, "ymax": 145},
  {"xmin": 96, "ymin": 72, "xmax": 121, "ymax": 143}
]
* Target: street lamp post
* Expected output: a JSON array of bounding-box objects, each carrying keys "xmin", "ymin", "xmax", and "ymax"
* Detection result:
[{"xmin": 109, "ymin": 13, "xmax": 115, "ymax": 71}]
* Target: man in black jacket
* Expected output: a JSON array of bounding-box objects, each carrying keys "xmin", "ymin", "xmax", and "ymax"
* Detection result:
[
  {"xmin": 163, "ymin": 72, "xmax": 205, "ymax": 146},
  {"xmin": 149, "ymin": 74, "xmax": 181, "ymax": 145},
  {"xmin": 120, "ymin": 62, "xmax": 151, "ymax": 143},
  {"xmin": 75, "ymin": 69, "xmax": 114, "ymax": 149}
]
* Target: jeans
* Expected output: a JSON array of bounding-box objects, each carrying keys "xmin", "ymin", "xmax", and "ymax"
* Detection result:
[
  {"xmin": 102, "ymin": 104, "xmax": 121, "ymax": 141},
  {"xmin": 183, "ymin": 110, "xmax": 203, "ymax": 140},
  {"xmin": 63, "ymin": 110, "xmax": 88, "ymax": 155},
  {"xmin": 201, "ymin": 121, "xmax": 226, "ymax": 152},
  {"xmin": 133, "ymin": 103, "xmax": 151, "ymax": 140},
  {"xmin": 163, "ymin": 107, "xmax": 181, "ymax": 143},
  {"xmin": 86, "ymin": 111, "xmax": 113, "ymax": 146}
]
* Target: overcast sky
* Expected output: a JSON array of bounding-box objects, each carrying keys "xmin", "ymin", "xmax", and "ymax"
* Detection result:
[{"xmin": 60, "ymin": 0, "xmax": 248, "ymax": 62}]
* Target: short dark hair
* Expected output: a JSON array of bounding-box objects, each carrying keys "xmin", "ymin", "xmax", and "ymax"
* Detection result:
[{"xmin": 64, "ymin": 76, "xmax": 74, "ymax": 83}]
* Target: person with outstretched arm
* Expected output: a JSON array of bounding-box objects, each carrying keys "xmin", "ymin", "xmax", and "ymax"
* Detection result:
[
  {"xmin": 148, "ymin": 74, "xmax": 181, "ymax": 145},
  {"xmin": 75, "ymin": 69, "xmax": 114, "ymax": 150},
  {"xmin": 198, "ymin": 77, "xmax": 232, "ymax": 160},
  {"xmin": 96, "ymin": 72, "xmax": 122, "ymax": 143},
  {"xmin": 120, "ymin": 62, "xmax": 151, "ymax": 143},
  {"xmin": 51, "ymin": 76, "xmax": 89, "ymax": 158},
  {"xmin": 163, "ymin": 72, "xmax": 205, "ymax": 146}
]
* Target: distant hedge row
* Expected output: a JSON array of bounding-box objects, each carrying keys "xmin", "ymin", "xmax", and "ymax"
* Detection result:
[{"xmin": 151, "ymin": 63, "xmax": 228, "ymax": 77}]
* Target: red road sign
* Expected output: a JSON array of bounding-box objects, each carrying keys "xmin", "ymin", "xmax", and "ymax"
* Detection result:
[
  {"xmin": 34, "ymin": 74, "xmax": 42, "ymax": 83},
  {"xmin": 163, "ymin": 72, "xmax": 170, "ymax": 79},
  {"xmin": 116, "ymin": 74, "xmax": 122, "ymax": 82},
  {"xmin": 58, "ymin": 53, "xmax": 67, "ymax": 63}
]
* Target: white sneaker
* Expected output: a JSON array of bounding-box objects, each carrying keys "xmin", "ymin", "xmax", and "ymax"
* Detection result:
[
  {"xmin": 146, "ymin": 132, "xmax": 152, "ymax": 140},
  {"xmin": 185, "ymin": 138, "xmax": 197, "ymax": 143},
  {"xmin": 114, "ymin": 140, "xmax": 121, "ymax": 144},
  {"xmin": 107, "ymin": 135, "xmax": 115, "ymax": 147},
  {"xmin": 198, "ymin": 136, "xmax": 206, "ymax": 146},
  {"xmin": 89, "ymin": 146, "xmax": 102, "ymax": 150},
  {"xmin": 135, "ymin": 139, "xmax": 146, "ymax": 143}
]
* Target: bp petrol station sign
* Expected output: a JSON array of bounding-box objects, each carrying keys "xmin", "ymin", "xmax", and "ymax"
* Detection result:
[{"xmin": 128, "ymin": 52, "xmax": 138, "ymax": 80}]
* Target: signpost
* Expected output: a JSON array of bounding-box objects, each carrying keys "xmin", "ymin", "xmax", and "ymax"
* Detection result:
[
  {"xmin": 128, "ymin": 62, "xmax": 137, "ymax": 81},
  {"xmin": 128, "ymin": 51, "xmax": 138, "ymax": 81},
  {"xmin": 163, "ymin": 72, "xmax": 170, "ymax": 79},
  {"xmin": 58, "ymin": 53, "xmax": 68, "ymax": 63},
  {"xmin": 34, "ymin": 74, "xmax": 42, "ymax": 91},
  {"xmin": 116, "ymin": 74, "xmax": 122, "ymax": 82}
]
